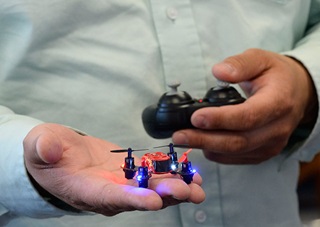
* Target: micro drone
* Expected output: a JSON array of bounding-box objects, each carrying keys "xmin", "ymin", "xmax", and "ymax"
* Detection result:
[{"xmin": 111, "ymin": 143, "xmax": 196, "ymax": 188}]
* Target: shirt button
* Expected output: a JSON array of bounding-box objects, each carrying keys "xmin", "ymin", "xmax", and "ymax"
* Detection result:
[
  {"xmin": 194, "ymin": 210, "xmax": 207, "ymax": 223},
  {"xmin": 166, "ymin": 7, "xmax": 178, "ymax": 20}
]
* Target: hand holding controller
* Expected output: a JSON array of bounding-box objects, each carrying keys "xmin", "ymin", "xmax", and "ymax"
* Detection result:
[{"xmin": 142, "ymin": 81, "xmax": 245, "ymax": 139}]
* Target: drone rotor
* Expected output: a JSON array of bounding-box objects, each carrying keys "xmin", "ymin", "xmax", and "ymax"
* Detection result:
[
  {"xmin": 153, "ymin": 143, "xmax": 190, "ymax": 149},
  {"xmin": 110, "ymin": 148, "xmax": 148, "ymax": 180},
  {"xmin": 110, "ymin": 148, "xmax": 149, "ymax": 153}
]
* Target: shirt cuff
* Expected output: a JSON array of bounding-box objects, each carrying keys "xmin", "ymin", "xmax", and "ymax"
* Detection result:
[
  {"xmin": 282, "ymin": 43, "xmax": 320, "ymax": 161},
  {"xmin": 0, "ymin": 112, "xmax": 75, "ymax": 217}
]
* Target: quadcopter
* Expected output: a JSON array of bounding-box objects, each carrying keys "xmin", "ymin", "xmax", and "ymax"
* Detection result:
[{"xmin": 110, "ymin": 143, "xmax": 196, "ymax": 188}]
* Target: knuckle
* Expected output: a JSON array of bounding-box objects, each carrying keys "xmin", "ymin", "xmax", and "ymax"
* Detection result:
[
  {"xmin": 224, "ymin": 48, "xmax": 264, "ymax": 71},
  {"xmin": 274, "ymin": 94, "xmax": 295, "ymax": 117},
  {"xmin": 228, "ymin": 135, "xmax": 250, "ymax": 152},
  {"xmin": 214, "ymin": 134, "xmax": 249, "ymax": 153}
]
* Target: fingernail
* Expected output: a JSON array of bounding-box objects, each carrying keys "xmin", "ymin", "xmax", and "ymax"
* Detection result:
[{"xmin": 214, "ymin": 63, "xmax": 236, "ymax": 77}]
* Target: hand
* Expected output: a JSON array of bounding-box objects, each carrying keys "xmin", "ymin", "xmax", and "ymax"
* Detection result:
[
  {"xmin": 173, "ymin": 48, "xmax": 318, "ymax": 164},
  {"xmin": 24, "ymin": 123, "xmax": 205, "ymax": 216}
]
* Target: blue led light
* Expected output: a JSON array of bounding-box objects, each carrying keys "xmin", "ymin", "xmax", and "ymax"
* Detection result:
[{"xmin": 171, "ymin": 164, "xmax": 177, "ymax": 171}]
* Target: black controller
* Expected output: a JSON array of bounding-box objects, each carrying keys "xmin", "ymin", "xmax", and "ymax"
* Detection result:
[{"xmin": 142, "ymin": 81, "xmax": 246, "ymax": 139}]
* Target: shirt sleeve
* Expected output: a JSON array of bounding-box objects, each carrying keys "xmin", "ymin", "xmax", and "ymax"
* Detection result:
[
  {"xmin": 0, "ymin": 106, "xmax": 73, "ymax": 218},
  {"xmin": 283, "ymin": 3, "xmax": 320, "ymax": 161}
]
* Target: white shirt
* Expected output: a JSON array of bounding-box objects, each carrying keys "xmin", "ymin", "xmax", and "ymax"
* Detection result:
[{"xmin": 1, "ymin": 0, "xmax": 320, "ymax": 226}]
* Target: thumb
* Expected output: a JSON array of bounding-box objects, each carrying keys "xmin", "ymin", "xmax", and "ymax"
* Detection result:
[
  {"xmin": 212, "ymin": 48, "xmax": 273, "ymax": 83},
  {"xmin": 23, "ymin": 124, "xmax": 63, "ymax": 165}
]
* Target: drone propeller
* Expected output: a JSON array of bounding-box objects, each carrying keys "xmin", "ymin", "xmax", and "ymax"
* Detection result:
[
  {"xmin": 153, "ymin": 143, "xmax": 190, "ymax": 149},
  {"xmin": 178, "ymin": 149, "xmax": 193, "ymax": 163},
  {"xmin": 154, "ymin": 143, "xmax": 191, "ymax": 156},
  {"xmin": 110, "ymin": 148, "xmax": 149, "ymax": 153}
]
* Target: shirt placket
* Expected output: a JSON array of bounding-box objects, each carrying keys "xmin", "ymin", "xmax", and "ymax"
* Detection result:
[
  {"xmin": 149, "ymin": 1, "xmax": 224, "ymax": 226},
  {"xmin": 149, "ymin": 0, "xmax": 206, "ymax": 98}
]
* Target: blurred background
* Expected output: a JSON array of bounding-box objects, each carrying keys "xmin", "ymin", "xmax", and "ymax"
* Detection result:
[{"xmin": 299, "ymin": 153, "xmax": 320, "ymax": 226}]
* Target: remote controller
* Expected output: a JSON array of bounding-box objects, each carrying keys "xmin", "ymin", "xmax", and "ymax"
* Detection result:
[{"xmin": 142, "ymin": 81, "xmax": 245, "ymax": 139}]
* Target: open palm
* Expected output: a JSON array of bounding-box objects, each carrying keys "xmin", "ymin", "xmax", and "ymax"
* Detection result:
[{"xmin": 24, "ymin": 123, "xmax": 205, "ymax": 216}]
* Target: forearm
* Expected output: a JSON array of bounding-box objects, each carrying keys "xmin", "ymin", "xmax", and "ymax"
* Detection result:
[
  {"xmin": 283, "ymin": 21, "xmax": 320, "ymax": 161},
  {"xmin": 0, "ymin": 106, "xmax": 67, "ymax": 217}
]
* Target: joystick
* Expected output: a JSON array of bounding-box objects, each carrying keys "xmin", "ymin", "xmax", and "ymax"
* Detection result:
[{"xmin": 142, "ymin": 81, "xmax": 245, "ymax": 139}]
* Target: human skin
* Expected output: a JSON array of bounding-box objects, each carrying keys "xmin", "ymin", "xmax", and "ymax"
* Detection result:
[
  {"xmin": 173, "ymin": 48, "xmax": 318, "ymax": 165},
  {"xmin": 24, "ymin": 123, "xmax": 205, "ymax": 216}
]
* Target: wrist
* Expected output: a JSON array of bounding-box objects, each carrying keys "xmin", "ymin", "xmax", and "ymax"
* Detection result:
[
  {"xmin": 26, "ymin": 170, "xmax": 81, "ymax": 213},
  {"xmin": 286, "ymin": 56, "xmax": 318, "ymax": 127}
]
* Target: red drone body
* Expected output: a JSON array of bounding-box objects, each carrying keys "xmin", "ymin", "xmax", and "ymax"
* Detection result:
[{"xmin": 111, "ymin": 144, "xmax": 196, "ymax": 188}]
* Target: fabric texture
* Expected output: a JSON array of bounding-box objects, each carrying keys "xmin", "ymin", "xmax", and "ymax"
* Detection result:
[{"xmin": 1, "ymin": 0, "xmax": 320, "ymax": 226}]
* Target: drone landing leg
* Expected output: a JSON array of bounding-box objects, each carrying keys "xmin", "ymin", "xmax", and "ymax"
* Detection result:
[
  {"xmin": 137, "ymin": 166, "xmax": 150, "ymax": 188},
  {"xmin": 181, "ymin": 161, "xmax": 195, "ymax": 184}
]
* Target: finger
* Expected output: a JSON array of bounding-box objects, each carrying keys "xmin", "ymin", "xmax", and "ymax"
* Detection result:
[
  {"xmin": 148, "ymin": 177, "xmax": 191, "ymax": 200},
  {"xmin": 23, "ymin": 125, "xmax": 63, "ymax": 165},
  {"xmin": 202, "ymin": 144, "xmax": 280, "ymax": 165},
  {"xmin": 161, "ymin": 183, "xmax": 206, "ymax": 208},
  {"xmin": 58, "ymin": 177, "xmax": 165, "ymax": 215},
  {"xmin": 148, "ymin": 177, "xmax": 205, "ymax": 205},
  {"xmin": 192, "ymin": 172, "xmax": 203, "ymax": 186},
  {"xmin": 212, "ymin": 48, "xmax": 274, "ymax": 82},
  {"xmin": 130, "ymin": 172, "xmax": 203, "ymax": 201},
  {"xmin": 173, "ymin": 117, "xmax": 290, "ymax": 154},
  {"xmin": 187, "ymin": 183, "xmax": 206, "ymax": 204},
  {"xmin": 149, "ymin": 174, "xmax": 204, "ymax": 201},
  {"xmin": 105, "ymin": 186, "xmax": 163, "ymax": 211},
  {"xmin": 202, "ymin": 152, "xmax": 265, "ymax": 165},
  {"xmin": 173, "ymin": 129, "xmax": 252, "ymax": 153},
  {"xmin": 191, "ymin": 90, "xmax": 292, "ymax": 131},
  {"xmin": 87, "ymin": 180, "xmax": 203, "ymax": 213}
]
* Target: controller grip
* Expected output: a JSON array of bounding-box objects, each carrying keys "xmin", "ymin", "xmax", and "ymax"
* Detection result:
[{"xmin": 142, "ymin": 105, "xmax": 194, "ymax": 139}]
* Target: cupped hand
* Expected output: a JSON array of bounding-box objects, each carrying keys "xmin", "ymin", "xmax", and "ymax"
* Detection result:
[
  {"xmin": 24, "ymin": 123, "xmax": 205, "ymax": 216},
  {"xmin": 173, "ymin": 48, "xmax": 318, "ymax": 164}
]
